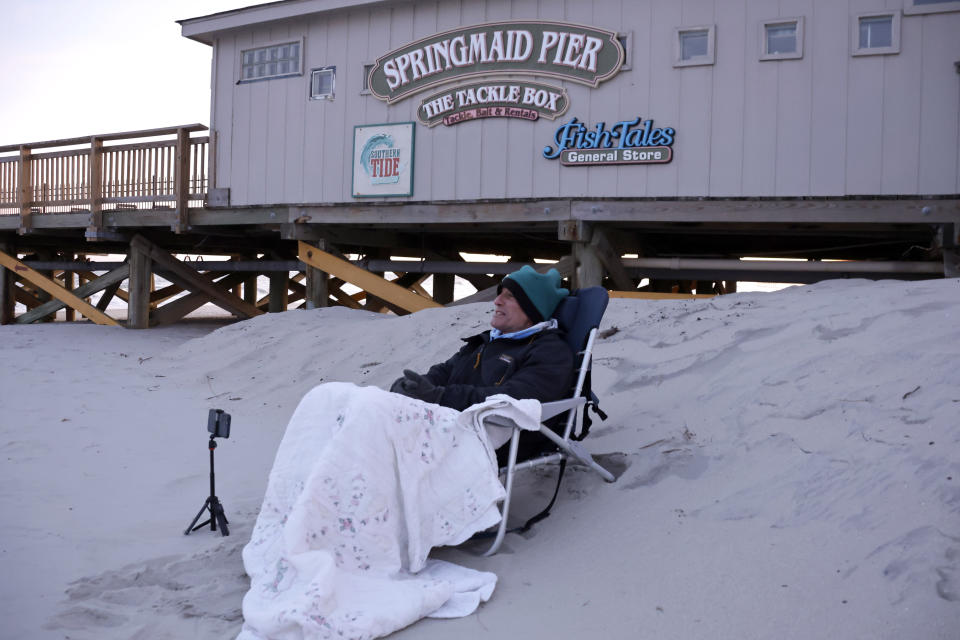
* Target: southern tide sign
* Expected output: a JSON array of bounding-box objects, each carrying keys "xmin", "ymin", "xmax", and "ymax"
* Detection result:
[{"xmin": 352, "ymin": 122, "xmax": 415, "ymax": 197}]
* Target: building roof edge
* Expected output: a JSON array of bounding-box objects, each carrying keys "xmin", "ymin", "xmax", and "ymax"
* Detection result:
[{"xmin": 178, "ymin": 0, "xmax": 391, "ymax": 44}]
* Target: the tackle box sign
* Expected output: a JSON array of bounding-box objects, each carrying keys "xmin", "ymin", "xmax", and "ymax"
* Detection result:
[
  {"xmin": 418, "ymin": 81, "xmax": 569, "ymax": 127},
  {"xmin": 543, "ymin": 117, "xmax": 676, "ymax": 166},
  {"xmin": 368, "ymin": 21, "xmax": 623, "ymax": 128},
  {"xmin": 352, "ymin": 122, "xmax": 415, "ymax": 198}
]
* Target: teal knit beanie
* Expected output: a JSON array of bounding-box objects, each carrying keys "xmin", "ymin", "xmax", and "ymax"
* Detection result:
[{"xmin": 499, "ymin": 265, "xmax": 569, "ymax": 323}]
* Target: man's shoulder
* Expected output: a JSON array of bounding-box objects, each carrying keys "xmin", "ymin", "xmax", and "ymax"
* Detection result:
[
  {"xmin": 541, "ymin": 328, "xmax": 574, "ymax": 355},
  {"xmin": 460, "ymin": 330, "xmax": 490, "ymax": 345},
  {"xmin": 452, "ymin": 331, "xmax": 488, "ymax": 354},
  {"xmin": 536, "ymin": 326, "xmax": 571, "ymax": 345},
  {"xmin": 523, "ymin": 328, "xmax": 574, "ymax": 359},
  {"xmin": 460, "ymin": 327, "xmax": 569, "ymax": 353},
  {"xmin": 539, "ymin": 326, "xmax": 568, "ymax": 339}
]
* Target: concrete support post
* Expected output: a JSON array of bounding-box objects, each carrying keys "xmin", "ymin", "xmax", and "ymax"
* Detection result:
[{"xmin": 127, "ymin": 241, "xmax": 152, "ymax": 329}]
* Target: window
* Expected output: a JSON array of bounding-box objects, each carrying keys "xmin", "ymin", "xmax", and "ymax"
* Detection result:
[
  {"xmin": 240, "ymin": 41, "xmax": 302, "ymax": 82},
  {"xmin": 310, "ymin": 66, "xmax": 336, "ymax": 100},
  {"xmin": 681, "ymin": 30, "xmax": 708, "ymax": 58},
  {"xmin": 903, "ymin": 0, "xmax": 960, "ymax": 15},
  {"xmin": 760, "ymin": 17, "xmax": 804, "ymax": 60},
  {"xmin": 852, "ymin": 12, "xmax": 901, "ymax": 56},
  {"xmin": 674, "ymin": 25, "xmax": 716, "ymax": 67},
  {"xmin": 766, "ymin": 23, "xmax": 797, "ymax": 54},
  {"xmin": 860, "ymin": 16, "xmax": 892, "ymax": 48},
  {"xmin": 361, "ymin": 62, "xmax": 375, "ymax": 94},
  {"xmin": 617, "ymin": 31, "xmax": 632, "ymax": 71}
]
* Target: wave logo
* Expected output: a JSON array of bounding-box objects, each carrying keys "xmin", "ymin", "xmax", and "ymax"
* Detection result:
[{"xmin": 360, "ymin": 134, "xmax": 404, "ymax": 184}]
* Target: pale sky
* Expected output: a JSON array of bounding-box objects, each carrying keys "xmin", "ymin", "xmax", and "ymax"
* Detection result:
[{"xmin": 0, "ymin": 0, "xmax": 256, "ymax": 146}]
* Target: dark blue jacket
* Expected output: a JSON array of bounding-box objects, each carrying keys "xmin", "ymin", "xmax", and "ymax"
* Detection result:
[{"xmin": 424, "ymin": 328, "xmax": 574, "ymax": 412}]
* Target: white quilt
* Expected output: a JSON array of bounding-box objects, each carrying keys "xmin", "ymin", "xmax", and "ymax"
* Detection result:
[{"xmin": 237, "ymin": 382, "xmax": 540, "ymax": 640}]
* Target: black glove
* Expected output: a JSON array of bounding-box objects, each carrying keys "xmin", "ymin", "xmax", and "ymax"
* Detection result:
[
  {"xmin": 389, "ymin": 370, "xmax": 422, "ymax": 396},
  {"xmin": 391, "ymin": 369, "xmax": 444, "ymax": 404},
  {"xmin": 389, "ymin": 375, "xmax": 408, "ymax": 394}
]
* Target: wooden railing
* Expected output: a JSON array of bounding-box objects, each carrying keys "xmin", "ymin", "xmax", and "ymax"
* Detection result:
[{"xmin": 0, "ymin": 124, "xmax": 209, "ymax": 233}]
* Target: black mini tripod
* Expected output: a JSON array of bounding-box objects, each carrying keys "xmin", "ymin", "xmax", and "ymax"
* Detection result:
[{"xmin": 184, "ymin": 434, "xmax": 230, "ymax": 537}]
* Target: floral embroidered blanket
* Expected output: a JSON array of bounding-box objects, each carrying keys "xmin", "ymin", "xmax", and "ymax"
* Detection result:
[{"xmin": 237, "ymin": 382, "xmax": 540, "ymax": 640}]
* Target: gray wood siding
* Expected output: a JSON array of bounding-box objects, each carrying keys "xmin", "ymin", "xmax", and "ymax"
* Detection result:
[
  {"xmin": 809, "ymin": 0, "xmax": 849, "ymax": 195},
  {"xmin": 208, "ymin": 0, "xmax": 960, "ymax": 206}
]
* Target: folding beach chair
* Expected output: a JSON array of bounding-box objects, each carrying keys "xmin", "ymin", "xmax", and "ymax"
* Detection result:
[{"xmin": 480, "ymin": 286, "xmax": 616, "ymax": 555}]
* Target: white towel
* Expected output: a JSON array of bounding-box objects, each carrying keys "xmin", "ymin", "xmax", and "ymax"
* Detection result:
[
  {"xmin": 237, "ymin": 382, "xmax": 540, "ymax": 640},
  {"xmin": 461, "ymin": 393, "xmax": 543, "ymax": 450}
]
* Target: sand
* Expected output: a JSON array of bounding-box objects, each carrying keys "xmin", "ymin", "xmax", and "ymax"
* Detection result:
[{"xmin": 2, "ymin": 277, "xmax": 958, "ymax": 639}]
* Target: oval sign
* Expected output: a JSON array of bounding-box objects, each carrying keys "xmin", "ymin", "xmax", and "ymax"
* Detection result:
[{"xmin": 369, "ymin": 21, "xmax": 624, "ymax": 104}]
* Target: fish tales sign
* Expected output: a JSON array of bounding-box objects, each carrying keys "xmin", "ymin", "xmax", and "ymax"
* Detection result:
[{"xmin": 368, "ymin": 21, "xmax": 624, "ymax": 127}]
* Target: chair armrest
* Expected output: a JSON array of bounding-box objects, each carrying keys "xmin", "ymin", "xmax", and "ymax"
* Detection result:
[
  {"xmin": 482, "ymin": 414, "xmax": 521, "ymax": 429},
  {"xmin": 478, "ymin": 397, "xmax": 586, "ymax": 430},
  {"xmin": 539, "ymin": 397, "xmax": 586, "ymax": 421}
]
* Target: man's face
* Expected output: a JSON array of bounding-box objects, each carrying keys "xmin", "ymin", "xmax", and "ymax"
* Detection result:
[{"xmin": 492, "ymin": 287, "xmax": 534, "ymax": 333}]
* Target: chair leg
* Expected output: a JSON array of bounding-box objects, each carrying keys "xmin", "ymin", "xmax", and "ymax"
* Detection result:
[
  {"xmin": 537, "ymin": 425, "xmax": 616, "ymax": 483},
  {"xmin": 484, "ymin": 427, "xmax": 520, "ymax": 556}
]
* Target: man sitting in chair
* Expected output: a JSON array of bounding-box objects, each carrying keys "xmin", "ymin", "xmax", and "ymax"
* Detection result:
[
  {"xmin": 238, "ymin": 266, "xmax": 582, "ymax": 640},
  {"xmin": 391, "ymin": 265, "xmax": 575, "ymax": 462}
]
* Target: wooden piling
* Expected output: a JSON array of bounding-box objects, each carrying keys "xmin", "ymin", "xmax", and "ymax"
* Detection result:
[
  {"xmin": 268, "ymin": 271, "xmax": 289, "ymax": 313},
  {"xmin": 173, "ymin": 127, "xmax": 190, "ymax": 233},
  {"xmin": 0, "ymin": 240, "xmax": 13, "ymax": 324},
  {"xmin": 128, "ymin": 240, "xmax": 152, "ymax": 329},
  {"xmin": 18, "ymin": 146, "xmax": 32, "ymax": 234},
  {"xmin": 86, "ymin": 137, "xmax": 103, "ymax": 237},
  {"xmin": 304, "ymin": 240, "xmax": 329, "ymax": 309},
  {"xmin": 432, "ymin": 273, "xmax": 454, "ymax": 304}
]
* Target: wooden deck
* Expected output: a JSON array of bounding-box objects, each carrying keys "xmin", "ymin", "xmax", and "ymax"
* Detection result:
[{"xmin": 1, "ymin": 125, "xmax": 958, "ymax": 327}]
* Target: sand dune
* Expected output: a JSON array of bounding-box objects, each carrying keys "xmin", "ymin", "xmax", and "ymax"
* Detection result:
[{"xmin": 2, "ymin": 277, "xmax": 958, "ymax": 639}]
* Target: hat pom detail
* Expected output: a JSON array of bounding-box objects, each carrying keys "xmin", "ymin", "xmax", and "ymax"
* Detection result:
[{"xmin": 502, "ymin": 265, "xmax": 569, "ymax": 322}]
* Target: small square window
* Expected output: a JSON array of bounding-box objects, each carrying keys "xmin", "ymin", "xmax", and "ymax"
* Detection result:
[
  {"xmin": 860, "ymin": 16, "xmax": 892, "ymax": 48},
  {"xmin": 852, "ymin": 11, "xmax": 901, "ymax": 56},
  {"xmin": 767, "ymin": 24, "xmax": 796, "ymax": 54},
  {"xmin": 681, "ymin": 31, "xmax": 708, "ymax": 58},
  {"xmin": 361, "ymin": 62, "xmax": 375, "ymax": 95},
  {"xmin": 674, "ymin": 25, "xmax": 716, "ymax": 67},
  {"xmin": 903, "ymin": 0, "xmax": 960, "ymax": 15},
  {"xmin": 617, "ymin": 31, "xmax": 632, "ymax": 71},
  {"xmin": 310, "ymin": 66, "xmax": 335, "ymax": 100},
  {"xmin": 760, "ymin": 17, "xmax": 804, "ymax": 60}
]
